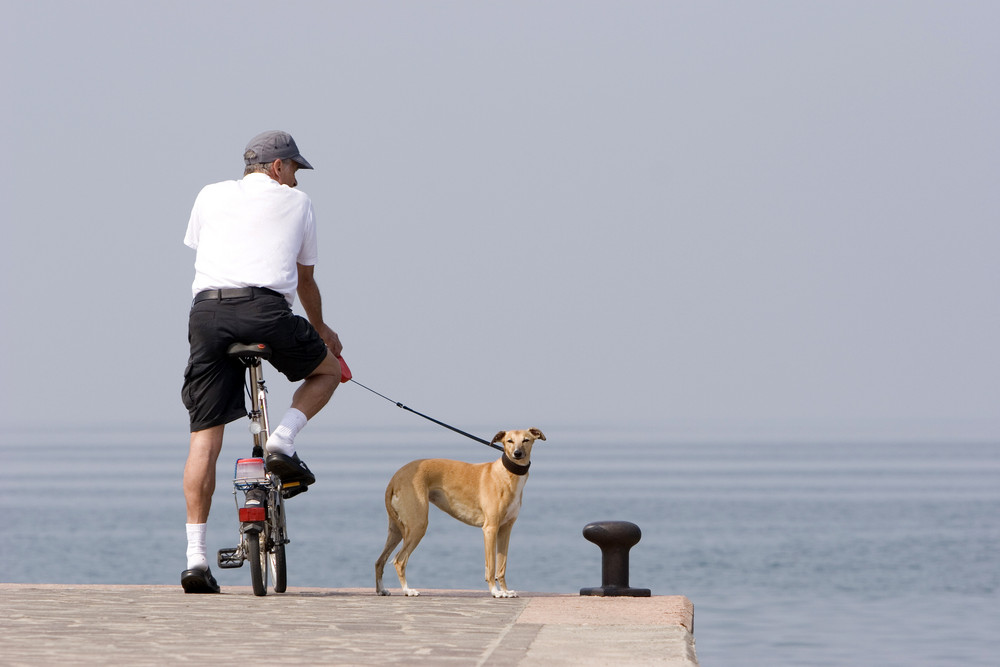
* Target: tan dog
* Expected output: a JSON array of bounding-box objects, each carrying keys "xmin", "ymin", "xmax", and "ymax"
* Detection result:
[{"xmin": 375, "ymin": 428, "xmax": 546, "ymax": 598}]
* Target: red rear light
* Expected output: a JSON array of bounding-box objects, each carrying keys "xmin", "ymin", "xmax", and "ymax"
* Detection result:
[{"xmin": 239, "ymin": 507, "xmax": 267, "ymax": 522}]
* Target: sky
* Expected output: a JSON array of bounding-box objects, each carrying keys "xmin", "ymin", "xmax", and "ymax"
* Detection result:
[{"xmin": 2, "ymin": 1, "xmax": 998, "ymax": 444}]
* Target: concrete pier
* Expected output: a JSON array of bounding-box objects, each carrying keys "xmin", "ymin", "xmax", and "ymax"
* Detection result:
[{"xmin": 0, "ymin": 583, "xmax": 697, "ymax": 665}]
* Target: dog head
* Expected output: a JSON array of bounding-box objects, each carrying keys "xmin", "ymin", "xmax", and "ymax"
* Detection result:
[{"xmin": 491, "ymin": 428, "xmax": 546, "ymax": 465}]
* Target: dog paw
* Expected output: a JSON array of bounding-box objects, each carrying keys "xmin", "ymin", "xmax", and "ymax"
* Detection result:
[
  {"xmin": 402, "ymin": 588, "xmax": 420, "ymax": 597},
  {"xmin": 492, "ymin": 589, "xmax": 518, "ymax": 599},
  {"xmin": 376, "ymin": 589, "xmax": 390, "ymax": 596}
]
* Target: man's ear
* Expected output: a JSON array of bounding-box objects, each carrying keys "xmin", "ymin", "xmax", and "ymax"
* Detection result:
[{"xmin": 492, "ymin": 431, "xmax": 507, "ymax": 445}]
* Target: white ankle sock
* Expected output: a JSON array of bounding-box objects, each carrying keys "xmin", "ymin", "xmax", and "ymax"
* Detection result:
[
  {"xmin": 186, "ymin": 523, "xmax": 208, "ymax": 571},
  {"xmin": 266, "ymin": 408, "xmax": 308, "ymax": 456}
]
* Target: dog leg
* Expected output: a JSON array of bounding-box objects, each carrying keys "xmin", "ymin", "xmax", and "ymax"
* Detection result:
[
  {"xmin": 482, "ymin": 523, "xmax": 509, "ymax": 598},
  {"xmin": 394, "ymin": 532, "xmax": 424, "ymax": 597},
  {"xmin": 494, "ymin": 523, "xmax": 517, "ymax": 598},
  {"xmin": 375, "ymin": 521, "xmax": 403, "ymax": 596},
  {"xmin": 390, "ymin": 514, "xmax": 428, "ymax": 597}
]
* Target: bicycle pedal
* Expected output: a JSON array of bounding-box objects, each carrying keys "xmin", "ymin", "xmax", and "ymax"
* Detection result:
[
  {"xmin": 282, "ymin": 483, "xmax": 309, "ymax": 500},
  {"xmin": 217, "ymin": 547, "xmax": 244, "ymax": 569}
]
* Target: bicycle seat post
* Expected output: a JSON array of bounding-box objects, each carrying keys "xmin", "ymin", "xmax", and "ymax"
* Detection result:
[{"xmin": 248, "ymin": 360, "xmax": 269, "ymax": 457}]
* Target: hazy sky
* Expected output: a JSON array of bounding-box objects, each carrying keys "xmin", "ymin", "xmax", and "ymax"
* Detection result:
[{"xmin": 3, "ymin": 1, "xmax": 997, "ymax": 443}]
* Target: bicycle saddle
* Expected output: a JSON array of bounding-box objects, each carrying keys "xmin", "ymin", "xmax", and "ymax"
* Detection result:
[{"xmin": 227, "ymin": 342, "xmax": 272, "ymax": 360}]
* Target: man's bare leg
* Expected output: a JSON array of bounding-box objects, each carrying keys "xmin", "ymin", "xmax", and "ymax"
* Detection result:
[
  {"xmin": 264, "ymin": 351, "xmax": 342, "ymax": 486},
  {"xmin": 184, "ymin": 425, "xmax": 225, "ymax": 524},
  {"xmin": 291, "ymin": 351, "xmax": 342, "ymax": 419},
  {"xmin": 181, "ymin": 425, "xmax": 225, "ymax": 592},
  {"xmin": 266, "ymin": 351, "xmax": 341, "ymax": 453}
]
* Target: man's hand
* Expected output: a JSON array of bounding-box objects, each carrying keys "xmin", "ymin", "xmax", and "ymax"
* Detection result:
[{"xmin": 316, "ymin": 323, "xmax": 343, "ymax": 357}]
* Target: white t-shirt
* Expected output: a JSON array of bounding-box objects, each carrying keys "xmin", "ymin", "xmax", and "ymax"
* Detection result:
[{"xmin": 184, "ymin": 173, "xmax": 318, "ymax": 305}]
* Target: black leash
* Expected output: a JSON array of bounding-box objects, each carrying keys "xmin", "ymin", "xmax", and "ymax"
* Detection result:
[{"xmin": 349, "ymin": 378, "xmax": 503, "ymax": 451}]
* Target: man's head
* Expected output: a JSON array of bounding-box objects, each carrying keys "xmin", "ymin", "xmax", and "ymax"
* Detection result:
[{"xmin": 243, "ymin": 131, "xmax": 313, "ymax": 186}]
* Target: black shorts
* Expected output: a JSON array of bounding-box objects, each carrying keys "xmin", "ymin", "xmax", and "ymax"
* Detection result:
[{"xmin": 181, "ymin": 290, "xmax": 328, "ymax": 432}]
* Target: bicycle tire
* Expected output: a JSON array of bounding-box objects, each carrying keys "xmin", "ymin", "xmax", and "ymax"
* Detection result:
[
  {"xmin": 267, "ymin": 482, "xmax": 287, "ymax": 593},
  {"xmin": 270, "ymin": 542, "xmax": 287, "ymax": 593},
  {"xmin": 247, "ymin": 531, "xmax": 268, "ymax": 596}
]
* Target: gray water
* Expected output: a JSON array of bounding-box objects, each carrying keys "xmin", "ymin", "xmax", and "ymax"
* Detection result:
[{"xmin": 3, "ymin": 426, "xmax": 998, "ymax": 666}]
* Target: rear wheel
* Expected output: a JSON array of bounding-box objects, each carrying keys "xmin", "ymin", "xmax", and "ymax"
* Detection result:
[
  {"xmin": 270, "ymin": 542, "xmax": 287, "ymax": 593},
  {"xmin": 268, "ymin": 485, "xmax": 288, "ymax": 593},
  {"xmin": 247, "ymin": 531, "xmax": 268, "ymax": 596}
]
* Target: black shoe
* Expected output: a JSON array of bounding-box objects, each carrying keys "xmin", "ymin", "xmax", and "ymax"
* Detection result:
[
  {"xmin": 181, "ymin": 567, "xmax": 220, "ymax": 594},
  {"xmin": 244, "ymin": 486, "xmax": 268, "ymax": 507},
  {"xmin": 265, "ymin": 452, "xmax": 316, "ymax": 487}
]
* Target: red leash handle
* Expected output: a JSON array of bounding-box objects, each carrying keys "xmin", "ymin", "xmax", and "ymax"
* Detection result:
[{"xmin": 336, "ymin": 355, "xmax": 352, "ymax": 383}]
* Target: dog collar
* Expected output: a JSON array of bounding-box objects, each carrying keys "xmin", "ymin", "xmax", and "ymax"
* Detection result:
[{"xmin": 502, "ymin": 453, "xmax": 530, "ymax": 476}]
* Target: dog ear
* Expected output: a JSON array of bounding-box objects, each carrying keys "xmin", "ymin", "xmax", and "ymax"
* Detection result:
[
  {"xmin": 529, "ymin": 428, "xmax": 546, "ymax": 441},
  {"xmin": 492, "ymin": 431, "xmax": 507, "ymax": 444}
]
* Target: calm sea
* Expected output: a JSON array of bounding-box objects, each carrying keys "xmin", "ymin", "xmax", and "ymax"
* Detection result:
[{"xmin": 4, "ymin": 427, "xmax": 998, "ymax": 666}]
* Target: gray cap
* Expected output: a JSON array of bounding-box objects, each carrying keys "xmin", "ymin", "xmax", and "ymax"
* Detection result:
[{"xmin": 243, "ymin": 130, "xmax": 314, "ymax": 170}]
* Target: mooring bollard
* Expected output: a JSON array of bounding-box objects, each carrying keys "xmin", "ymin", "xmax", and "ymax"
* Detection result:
[{"xmin": 579, "ymin": 520, "xmax": 651, "ymax": 597}]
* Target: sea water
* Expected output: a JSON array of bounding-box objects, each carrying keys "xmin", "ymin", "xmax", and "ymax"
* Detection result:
[{"xmin": 3, "ymin": 427, "xmax": 998, "ymax": 666}]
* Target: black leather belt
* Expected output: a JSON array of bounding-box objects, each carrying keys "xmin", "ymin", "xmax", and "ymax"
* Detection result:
[{"xmin": 193, "ymin": 287, "xmax": 284, "ymax": 304}]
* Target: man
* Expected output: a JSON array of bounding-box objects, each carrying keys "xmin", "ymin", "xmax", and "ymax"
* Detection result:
[{"xmin": 180, "ymin": 130, "xmax": 343, "ymax": 593}]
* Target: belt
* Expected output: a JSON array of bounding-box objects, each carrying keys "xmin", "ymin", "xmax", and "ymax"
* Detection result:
[{"xmin": 193, "ymin": 287, "xmax": 285, "ymax": 304}]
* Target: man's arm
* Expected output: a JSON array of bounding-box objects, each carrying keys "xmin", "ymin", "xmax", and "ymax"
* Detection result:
[{"xmin": 297, "ymin": 263, "xmax": 343, "ymax": 356}]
